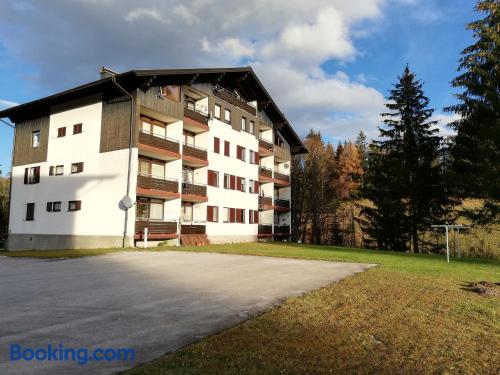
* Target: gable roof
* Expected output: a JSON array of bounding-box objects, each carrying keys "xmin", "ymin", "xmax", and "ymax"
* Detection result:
[{"xmin": 0, "ymin": 66, "xmax": 307, "ymax": 154}]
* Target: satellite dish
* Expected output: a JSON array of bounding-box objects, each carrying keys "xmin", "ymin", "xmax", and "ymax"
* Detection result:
[
  {"xmin": 284, "ymin": 163, "xmax": 289, "ymax": 169},
  {"xmin": 119, "ymin": 195, "xmax": 134, "ymax": 210}
]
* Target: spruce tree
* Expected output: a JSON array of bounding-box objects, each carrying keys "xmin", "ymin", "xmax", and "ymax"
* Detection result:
[
  {"xmin": 355, "ymin": 131, "xmax": 368, "ymax": 170},
  {"xmin": 446, "ymin": 0, "xmax": 500, "ymax": 224},
  {"xmin": 362, "ymin": 66, "xmax": 451, "ymax": 252}
]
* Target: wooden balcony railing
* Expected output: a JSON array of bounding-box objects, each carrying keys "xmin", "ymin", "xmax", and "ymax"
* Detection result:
[
  {"xmin": 213, "ymin": 86, "xmax": 257, "ymax": 116},
  {"xmin": 274, "ymin": 198, "xmax": 290, "ymax": 208},
  {"xmin": 184, "ymin": 106, "xmax": 209, "ymax": 125},
  {"xmin": 181, "ymin": 224, "xmax": 206, "ymax": 234},
  {"xmin": 258, "ymin": 224, "xmax": 273, "ymax": 235},
  {"xmin": 259, "ymin": 195, "xmax": 273, "ymax": 209},
  {"xmin": 135, "ymin": 219, "xmax": 177, "ymax": 235},
  {"xmin": 183, "ymin": 144, "xmax": 207, "ymax": 161},
  {"xmin": 259, "ymin": 138, "xmax": 274, "ymax": 151},
  {"xmin": 137, "ymin": 174, "xmax": 178, "ymax": 193},
  {"xmin": 139, "ymin": 130, "xmax": 180, "ymax": 154},
  {"xmin": 274, "ymin": 225, "xmax": 290, "ymax": 235},
  {"xmin": 182, "ymin": 182, "xmax": 207, "ymax": 197},
  {"xmin": 259, "ymin": 166, "xmax": 273, "ymax": 178},
  {"xmin": 274, "ymin": 171, "xmax": 290, "ymax": 183}
]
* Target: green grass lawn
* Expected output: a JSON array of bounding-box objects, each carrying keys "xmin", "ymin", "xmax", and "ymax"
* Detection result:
[{"xmin": 125, "ymin": 242, "xmax": 500, "ymax": 375}]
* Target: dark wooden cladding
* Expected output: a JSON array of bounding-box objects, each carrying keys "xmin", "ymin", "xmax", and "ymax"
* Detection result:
[
  {"xmin": 259, "ymin": 167, "xmax": 273, "ymax": 178},
  {"xmin": 259, "ymin": 138, "xmax": 273, "ymax": 151},
  {"xmin": 274, "ymin": 198, "xmax": 290, "ymax": 208},
  {"xmin": 213, "ymin": 88, "xmax": 256, "ymax": 116},
  {"xmin": 135, "ymin": 220, "xmax": 177, "ymax": 234},
  {"xmin": 181, "ymin": 224, "xmax": 206, "ymax": 234},
  {"xmin": 274, "ymin": 171, "xmax": 290, "ymax": 183},
  {"xmin": 258, "ymin": 225, "xmax": 273, "ymax": 234},
  {"xmin": 138, "ymin": 89, "xmax": 183, "ymax": 120},
  {"xmin": 274, "ymin": 225, "xmax": 290, "ymax": 235},
  {"xmin": 184, "ymin": 107, "xmax": 208, "ymax": 125},
  {"xmin": 183, "ymin": 144, "xmax": 207, "ymax": 161},
  {"xmin": 100, "ymin": 96, "xmax": 135, "ymax": 153},
  {"xmin": 137, "ymin": 174, "xmax": 178, "ymax": 193},
  {"xmin": 182, "ymin": 182, "xmax": 207, "ymax": 196},
  {"xmin": 259, "ymin": 196, "xmax": 273, "ymax": 208},
  {"xmin": 13, "ymin": 116, "xmax": 49, "ymax": 166},
  {"xmin": 139, "ymin": 131, "xmax": 180, "ymax": 153}
]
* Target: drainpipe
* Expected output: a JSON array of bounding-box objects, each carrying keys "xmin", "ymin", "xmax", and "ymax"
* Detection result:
[{"xmin": 110, "ymin": 76, "xmax": 135, "ymax": 248}]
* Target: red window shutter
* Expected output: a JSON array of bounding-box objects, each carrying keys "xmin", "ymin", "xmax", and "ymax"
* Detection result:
[
  {"xmin": 255, "ymin": 153, "xmax": 260, "ymax": 164},
  {"xmin": 236, "ymin": 176, "xmax": 242, "ymax": 191},
  {"xmin": 207, "ymin": 170, "xmax": 213, "ymax": 186},
  {"xmin": 230, "ymin": 175, "xmax": 236, "ymax": 190},
  {"xmin": 249, "ymin": 210, "xmax": 254, "ymax": 224},
  {"xmin": 207, "ymin": 206, "xmax": 213, "ymax": 222},
  {"xmin": 255, "ymin": 210, "xmax": 259, "ymax": 224},
  {"xmin": 237, "ymin": 146, "xmax": 242, "ymax": 160},
  {"xmin": 214, "ymin": 137, "xmax": 220, "ymax": 153},
  {"xmin": 34, "ymin": 166, "xmax": 40, "ymax": 183},
  {"xmin": 230, "ymin": 208, "xmax": 236, "ymax": 223},
  {"xmin": 254, "ymin": 181, "xmax": 259, "ymax": 194},
  {"xmin": 224, "ymin": 141, "xmax": 230, "ymax": 156},
  {"xmin": 24, "ymin": 168, "xmax": 28, "ymax": 184},
  {"xmin": 235, "ymin": 209, "xmax": 241, "ymax": 223}
]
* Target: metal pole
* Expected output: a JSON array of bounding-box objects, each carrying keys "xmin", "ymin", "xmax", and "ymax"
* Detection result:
[
  {"xmin": 445, "ymin": 226, "xmax": 449, "ymax": 263},
  {"xmin": 144, "ymin": 227, "xmax": 148, "ymax": 249}
]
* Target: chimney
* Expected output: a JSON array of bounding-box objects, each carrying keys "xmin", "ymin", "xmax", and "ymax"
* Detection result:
[{"xmin": 99, "ymin": 66, "xmax": 118, "ymax": 79}]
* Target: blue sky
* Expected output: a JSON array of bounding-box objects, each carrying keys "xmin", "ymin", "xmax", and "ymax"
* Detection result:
[{"xmin": 0, "ymin": 0, "xmax": 476, "ymax": 174}]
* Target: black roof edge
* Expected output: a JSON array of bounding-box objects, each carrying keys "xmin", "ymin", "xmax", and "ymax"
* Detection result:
[{"xmin": 0, "ymin": 66, "xmax": 307, "ymax": 153}]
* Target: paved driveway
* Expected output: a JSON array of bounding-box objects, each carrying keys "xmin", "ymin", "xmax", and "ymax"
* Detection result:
[{"xmin": 0, "ymin": 251, "xmax": 374, "ymax": 374}]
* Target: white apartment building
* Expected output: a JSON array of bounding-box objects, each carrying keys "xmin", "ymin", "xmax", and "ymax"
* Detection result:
[{"xmin": 0, "ymin": 67, "xmax": 306, "ymax": 250}]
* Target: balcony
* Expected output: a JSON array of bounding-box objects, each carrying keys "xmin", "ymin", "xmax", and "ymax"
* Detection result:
[
  {"xmin": 274, "ymin": 171, "xmax": 290, "ymax": 186},
  {"xmin": 213, "ymin": 86, "xmax": 256, "ymax": 116},
  {"xmin": 258, "ymin": 224, "xmax": 273, "ymax": 238},
  {"xmin": 259, "ymin": 166, "xmax": 273, "ymax": 183},
  {"xmin": 184, "ymin": 107, "xmax": 209, "ymax": 133},
  {"xmin": 182, "ymin": 182, "xmax": 208, "ymax": 202},
  {"xmin": 274, "ymin": 225, "xmax": 290, "ymax": 237},
  {"xmin": 259, "ymin": 195, "xmax": 273, "ymax": 210},
  {"xmin": 181, "ymin": 223, "xmax": 206, "ymax": 234},
  {"xmin": 135, "ymin": 219, "xmax": 177, "ymax": 240},
  {"xmin": 274, "ymin": 198, "xmax": 291, "ymax": 212},
  {"xmin": 136, "ymin": 173, "xmax": 179, "ymax": 200},
  {"xmin": 258, "ymin": 138, "xmax": 273, "ymax": 156},
  {"xmin": 274, "ymin": 145, "xmax": 291, "ymax": 162},
  {"xmin": 182, "ymin": 144, "xmax": 208, "ymax": 167},
  {"xmin": 138, "ymin": 130, "xmax": 181, "ymax": 161}
]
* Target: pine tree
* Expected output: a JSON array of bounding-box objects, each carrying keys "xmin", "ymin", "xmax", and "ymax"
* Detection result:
[
  {"xmin": 446, "ymin": 0, "xmax": 500, "ymax": 224},
  {"xmin": 362, "ymin": 66, "xmax": 452, "ymax": 252},
  {"xmin": 355, "ymin": 131, "xmax": 368, "ymax": 170}
]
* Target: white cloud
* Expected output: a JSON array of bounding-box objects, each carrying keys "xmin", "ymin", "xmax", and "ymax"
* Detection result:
[
  {"xmin": 202, "ymin": 37, "xmax": 254, "ymax": 60},
  {"xmin": 0, "ymin": 99, "xmax": 19, "ymax": 108},
  {"xmin": 432, "ymin": 112, "xmax": 460, "ymax": 137},
  {"xmin": 125, "ymin": 8, "xmax": 169, "ymax": 24}
]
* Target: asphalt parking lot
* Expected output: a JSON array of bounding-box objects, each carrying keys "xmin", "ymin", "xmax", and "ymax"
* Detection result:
[{"xmin": 0, "ymin": 251, "xmax": 374, "ymax": 374}]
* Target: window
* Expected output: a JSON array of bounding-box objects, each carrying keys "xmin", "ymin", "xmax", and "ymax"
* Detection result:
[
  {"xmin": 275, "ymin": 131, "xmax": 284, "ymax": 148},
  {"xmin": 207, "ymin": 206, "xmax": 219, "ymax": 222},
  {"xmin": 141, "ymin": 117, "xmax": 167, "ymax": 138},
  {"xmin": 184, "ymin": 130, "xmax": 195, "ymax": 146},
  {"xmin": 236, "ymin": 208, "xmax": 245, "ymax": 223},
  {"xmin": 249, "ymin": 210, "xmax": 259, "ymax": 224},
  {"xmin": 249, "ymin": 150, "xmax": 257, "ymax": 164},
  {"xmin": 249, "ymin": 179, "xmax": 255, "ymax": 193},
  {"xmin": 57, "ymin": 127, "xmax": 66, "ymax": 138},
  {"xmin": 24, "ymin": 166, "xmax": 40, "ymax": 184},
  {"xmin": 224, "ymin": 174, "xmax": 230, "ymax": 189},
  {"xmin": 241, "ymin": 117, "xmax": 246, "ymax": 131},
  {"xmin": 249, "ymin": 120, "xmax": 255, "ymax": 134},
  {"xmin": 47, "ymin": 201, "xmax": 62, "ymax": 212},
  {"xmin": 224, "ymin": 141, "xmax": 230, "ymax": 157},
  {"xmin": 183, "ymin": 167, "xmax": 194, "ymax": 184},
  {"xmin": 71, "ymin": 162, "xmax": 84, "ymax": 174},
  {"xmin": 224, "ymin": 108, "xmax": 231, "ymax": 123},
  {"xmin": 73, "ymin": 123, "xmax": 82, "ymax": 134},
  {"xmin": 213, "ymin": 137, "xmax": 220, "ymax": 153},
  {"xmin": 181, "ymin": 202, "xmax": 193, "ymax": 222},
  {"xmin": 49, "ymin": 165, "xmax": 64, "ymax": 176},
  {"xmin": 136, "ymin": 198, "xmax": 163, "ymax": 220},
  {"xmin": 236, "ymin": 146, "xmax": 246, "ymax": 161},
  {"xmin": 240, "ymin": 178, "xmax": 246, "ymax": 192},
  {"xmin": 26, "ymin": 203, "xmax": 35, "ymax": 221},
  {"xmin": 223, "ymin": 207, "xmax": 230, "ymax": 223},
  {"xmin": 214, "ymin": 104, "xmax": 221, "ymax": 119},
  {"xmin": 139, "ymin": 157, "xmax": 165, "ymax": 178},
  {"xmin": 32, "ymin": 131, "xmax": 40, "ymax": 148},
  {"xmin": 68, "ymin": 200, "xmax": 82, "ymax": 211},
  {"xmin": 208, "ymin": 170, "xmax": 219, "ymax": 187}
]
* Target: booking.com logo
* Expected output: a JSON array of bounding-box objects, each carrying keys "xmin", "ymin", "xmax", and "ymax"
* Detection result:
[{"xmin": 9, "ymin": 343, "xmax": 136, "ymax": 366}]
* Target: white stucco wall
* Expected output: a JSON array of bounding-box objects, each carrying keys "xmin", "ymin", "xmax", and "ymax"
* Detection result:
[{"xmin": 9, "ymin": 101, "xmax": 136, "ymax": 238}]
